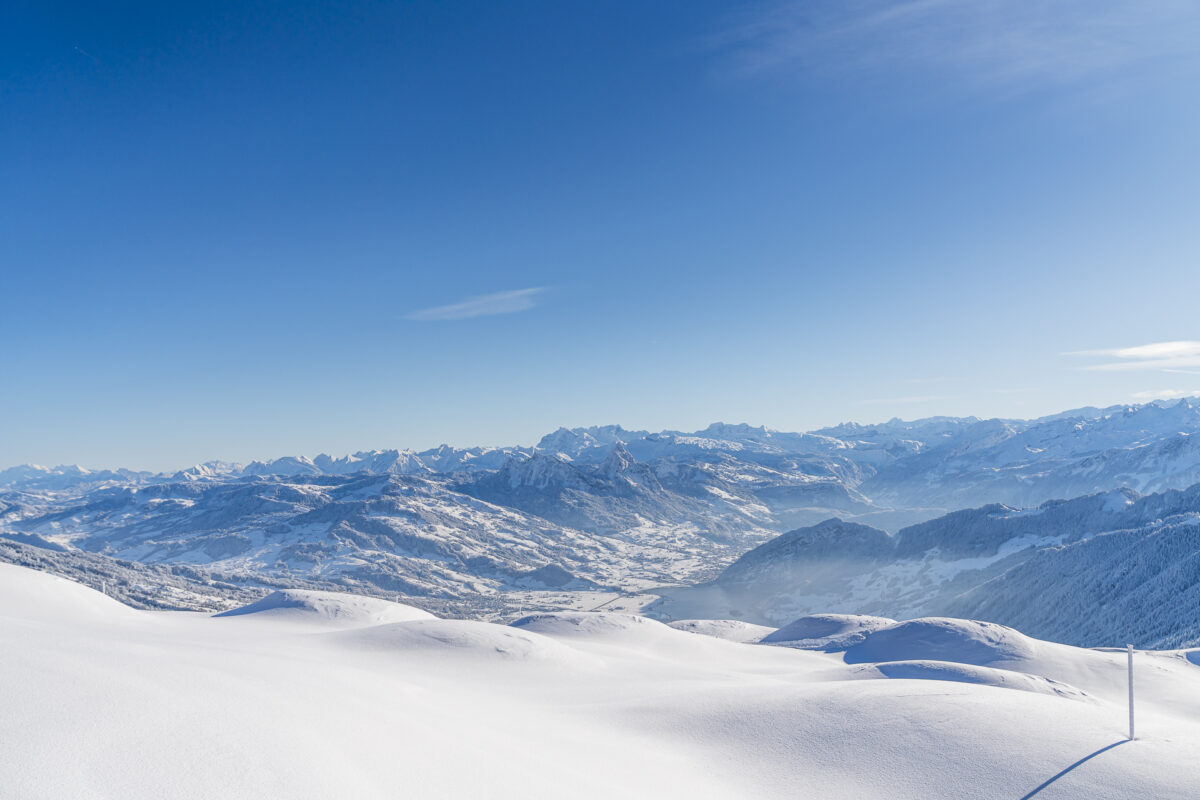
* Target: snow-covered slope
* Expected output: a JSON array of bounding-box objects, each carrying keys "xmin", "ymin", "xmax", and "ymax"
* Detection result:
[
  {"xmin": 944, "ymin": 510, "xmax": 1200, "ymax": 648},
  {"xmin": 667, "ymin": 618, "xmax": 776, "ymax": 642},
  {"xmin": 0, "ymin": 471, "xmax": 732, "ymax": 607},
  {"xmin": 5, "ymin": 564, "xmax": 1200, "ymax": 799},
  {"xmin": 215, "ymin": 588, "xmax": 435, "ymax": 627},
  {"xmin": 0, "ymin": 537, "xmax": 260, "ymax": 611}
]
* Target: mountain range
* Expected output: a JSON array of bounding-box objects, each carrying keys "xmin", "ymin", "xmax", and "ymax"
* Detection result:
[
  {"xmin": 654, "ymin": 483, "xmax": 1200, "ymax": 648},
  {"xmin": 5, "ymin": 398, "xmax": 1200, "ymax": 641}
]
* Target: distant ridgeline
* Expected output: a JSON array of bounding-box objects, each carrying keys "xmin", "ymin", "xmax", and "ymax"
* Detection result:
[
  {"xmin": 3, "ymin": 399, "xmax": 1200, "ymax": 644},
  {"xmin": 651, "ymin": 483, "xmax": 1200, "ymax": 649}
]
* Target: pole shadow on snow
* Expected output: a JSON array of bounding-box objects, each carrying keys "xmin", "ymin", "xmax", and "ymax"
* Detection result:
[{"xmin": 1017, "ymin": 740, "xmax": 1128, "ymax": 799}]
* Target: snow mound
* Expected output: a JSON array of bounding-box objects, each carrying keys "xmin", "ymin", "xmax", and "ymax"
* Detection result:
[
  {"xmin": 331, "ymin": 619, "xmax": 588, "ymax": 665},
  {"xmin": 0, "ymin": 563, "xmax": 133, "ymax": 621},
  {"xmin": 214, "ymin": 589, "xmax": 435, "ymax": 627},
  {"xmin": 668, "ymin": 619, "xmax": 776, "ymax": 643},
  {"xmin": 851, "ymin": 659, "xmax": 1092, "ymax": 701},
  {"xmin": 843, "ymin": 617, "xmax": 1038, "ymax": 666},
  {"xmin": 511, "ymin": 611, "xmax": 678, "ymax": 642},
  {"xmin": 761, "ymin": 613, "xmax": 895, "ymax": 650}
]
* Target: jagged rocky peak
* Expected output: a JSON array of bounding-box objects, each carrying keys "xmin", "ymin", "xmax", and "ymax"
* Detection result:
[
  {"xmin": 534, "ymin": 425, "xmax": 643, "ymax": 458},
  {"xmin": 596, "ymin": 442, "xmax": 663, "ymax": 490},
  {"xmin": 696, "ymin": 422, "xmax": 771, "ymax": 440},
  {"xmin": 674, "ymin": 422, "xmax": 840, "ymax": 454},
  {"xmin": 498, "ymin": 453, "xmax": 587, "ymax": 491},
  {"xmin": 172, "ymin": 461, "xmax": 240, "ymax": 481},
  {"xmin": 813, "ymin": 415, "xmax": 981, "ymax": 441},
  {"xmin": 598, "ymin": 441, "xmax": 635, "ymax": 475},
  {"xmin": 240, "ymin": 455, "xmax": 322, "ymax": 477},
  {"xmin": 316, "ymin": 449, "xmax": 430, "ymax": 475},
  {"xmin": 416, "ymin": 444, "xmax": 531, "ymax": 472}
]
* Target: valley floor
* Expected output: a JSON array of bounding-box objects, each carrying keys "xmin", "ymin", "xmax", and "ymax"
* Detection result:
[{"xmin": 4, "ymin": 563, "xmax": 1200, "ymax": 799}]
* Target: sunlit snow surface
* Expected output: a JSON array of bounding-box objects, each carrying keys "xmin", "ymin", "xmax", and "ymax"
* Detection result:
[{"xmin": 4, "ymin": 563, "xmax": 1200, "ymax": 799}]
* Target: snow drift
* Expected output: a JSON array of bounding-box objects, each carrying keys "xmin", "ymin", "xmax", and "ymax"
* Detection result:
[
  {"xmin": 842, "ymin": 617, "xmax": 1038, "ymax": 665},
  {"xmin": 761, "ymin": 613, "xmax": 895, "ymax": 649},
  {"xmin": 215, "ymin": 588, "xmax": 434, "ymax": 627}
]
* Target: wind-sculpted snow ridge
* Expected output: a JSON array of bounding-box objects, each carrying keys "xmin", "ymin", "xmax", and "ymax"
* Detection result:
[
  {"xmin": 667, "ymin": 619, "xmax": 777, "ymax": 642},
  {"xmin": 6, "ymin": 563, "xmax": 1200, "ymax": 799},
  {"xmin": 842, "ymin": 617, "xmax": 1038, "ymax": 665},
  {"xmin": 215, "ymin": 589, "xmax": 435, "ymax": 627},
  {"xmin": 511, "ymin": 610, "xmax": 678, "ymax": 641},
  {"xmin": 760, "ymin": 613, "xmax": 896, "ymax": 650}
]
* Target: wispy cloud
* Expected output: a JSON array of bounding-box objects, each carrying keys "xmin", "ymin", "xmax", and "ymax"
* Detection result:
[
  {"xmin": 1066, "ymin": 340, "xmax": 1200, "ymax": 372},
  {"xmin": 1132, "ymin": 388, "xmax": 1199, "ymax": 400},
  {"xmin": 405, "ymin": 288, "xmax": 546, "ymax": 321},
  {"xmin": 713, "ymin": 0, "xmax": 1200, "ymax": 91}
]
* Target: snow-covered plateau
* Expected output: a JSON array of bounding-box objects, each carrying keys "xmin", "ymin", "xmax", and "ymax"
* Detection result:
[{"xmin": 5, "ymin": 563, "xmax": 1200, "ymax": 799}]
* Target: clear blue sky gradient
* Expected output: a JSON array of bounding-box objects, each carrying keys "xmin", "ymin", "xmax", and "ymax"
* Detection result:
[{"xmin": 3, "ymin": 1, "xmax": 1200, "ymax": 470}]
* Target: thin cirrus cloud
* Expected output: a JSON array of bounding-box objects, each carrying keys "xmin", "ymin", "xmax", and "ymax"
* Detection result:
[
  {"xmin": 1066, "ymin": 340, "xmax": 1200, "ymax": 373},
  {"xmin": 1131, "ymin": 389, "xmax": 1200, "ymax": 400},
  {"xmin": 712, "ymin": 0, "xmax": 1200, "ymax": 90},
  {"xmin": 405, "ymin": 288, "xmax": 546, "ymax": 321}
]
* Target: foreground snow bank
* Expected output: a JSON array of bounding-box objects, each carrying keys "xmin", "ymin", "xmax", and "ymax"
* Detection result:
[
  {"xmin": 5, "ymin": 563, "xmax": 1200, "ymax": 800},
  {"xmin": 0, "ymin": 563, "xmax": 136, "ymax": 622}
]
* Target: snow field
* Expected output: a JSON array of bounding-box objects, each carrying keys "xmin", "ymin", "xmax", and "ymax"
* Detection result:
[{"xmin": 4, "ymin": 564, "xmax": 1200, "ymax": 799}]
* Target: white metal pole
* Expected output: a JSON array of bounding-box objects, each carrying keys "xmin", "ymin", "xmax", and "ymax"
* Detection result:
[{"xmin": 1127, "ymin": 643, "xmax": 1135, "ymax": 741}]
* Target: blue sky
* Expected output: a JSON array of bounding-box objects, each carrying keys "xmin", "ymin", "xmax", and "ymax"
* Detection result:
[{"xmin": 3, "ymin": 1, "xmax": 1199, "ymax": 470}]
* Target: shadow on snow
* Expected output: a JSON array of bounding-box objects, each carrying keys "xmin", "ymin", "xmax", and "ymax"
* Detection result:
[{"xmin": 1018, "ymin": 739, "xmax": 1128, "ymax": 800}]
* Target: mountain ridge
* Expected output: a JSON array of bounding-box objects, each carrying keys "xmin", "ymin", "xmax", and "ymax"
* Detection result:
[
  {"xmin": 10, "ymin": 397, "xmax": 1198, "ymax": 484},
  {"xmin": 7, "ymin": 398, "xmax": 1200, "ymax": 634}
]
